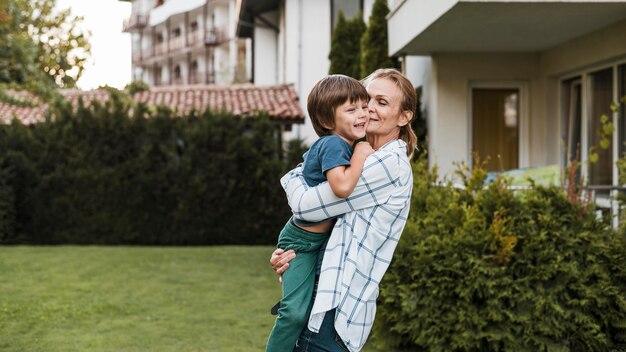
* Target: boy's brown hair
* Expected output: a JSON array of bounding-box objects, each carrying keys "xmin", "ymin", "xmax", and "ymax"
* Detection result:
[{"xmin": 307, "ymin": 74, "xmax": 370, "ymax": 137}]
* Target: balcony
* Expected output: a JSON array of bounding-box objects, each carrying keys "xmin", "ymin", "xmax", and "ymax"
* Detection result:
[
  {"xmin": 132, "ymin": 51, "xmax": 142, "ymax": 65},
  {"xmin": 122, "ymin": 13, "xmax": 148, "ymax": 32},
  {"xmin": 187, "ymin": 30, "xmax": 203, "ymax": 47},
  {"xmin": 169, "ymin": 35, "xmax": 186, "ymax": 52},
  {"xmin": 154, "ymin": 42, "xmax": 168, "ymax": 56},
  {"xmin": 189, "ymin": 71, "xmax": 215, "ymax": 85},
  {"xmin": 205, "ymin": 27, "xmax": 228, "ymax": 46}
]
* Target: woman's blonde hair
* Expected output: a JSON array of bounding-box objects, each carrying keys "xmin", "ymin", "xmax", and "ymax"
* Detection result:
[{"xmin": 362, "ymin": 68, "xmax": 418, "ymax": 158}]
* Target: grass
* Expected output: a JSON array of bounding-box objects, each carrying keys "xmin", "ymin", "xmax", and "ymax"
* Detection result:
[
  {"xmin": 0, "ymin": 246, "xmax": 280, "ymax": 352},
  {"xmin": 0, "ymin": 246, "xmax": 384, "ymax": 352}
]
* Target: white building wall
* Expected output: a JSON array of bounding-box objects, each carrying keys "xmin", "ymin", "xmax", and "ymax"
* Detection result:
[
  {"xmin": 253, "ymin": 11, "xmax": 279, "ymax": 86},
  {"xmin": 281, "ymin": 0, "xmax": 332, "ymax": 144}
]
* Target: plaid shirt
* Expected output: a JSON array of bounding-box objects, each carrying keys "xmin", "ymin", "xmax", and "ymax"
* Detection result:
[{"xmin": 280, "ymin": 139, "xmax": 413, "ymax": 352}]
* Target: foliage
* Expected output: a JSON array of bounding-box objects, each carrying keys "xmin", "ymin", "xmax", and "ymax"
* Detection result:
[
  {"xmin": 0, "ymin": 0, "xmax": 90, "ymax": 94},
  {"xmin": 328, "ymin": 11, "xmax": 366, "ymax": 79},
  {"xmin": 373, "ymin": 158, "xmax": 626, "ymax": 351},
  {"xmin": 124, "ymin": 80, "xmax": 150, "ymax": 96},
  {"xmin": 283, "ymin": 138, "xmax": 309, "ymax": 171},
  {"xmin": 0, "ymin": 97, "xmax": 294, "ymax": 245},
  {"xmin": 411, "ymin": 86, "xmax": 427, "ymax": 161},
  {"xmin": 360, "ymin": 0, "xmax": 397, "ymax": 77}
]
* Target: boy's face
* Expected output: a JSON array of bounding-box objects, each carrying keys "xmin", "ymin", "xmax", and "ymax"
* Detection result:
[{"xmin": 331, "ymin": 99, "xmax": 369, "ymax": 144}]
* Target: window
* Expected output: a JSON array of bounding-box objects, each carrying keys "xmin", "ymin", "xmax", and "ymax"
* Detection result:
[
  {"xmin": 331, "ymin": 0, "xmax": 363, "ymax": 29},
  {"xmin": 190, "ymin": 21, "xmax": 198, "ymax": 33},
  {"xmin": 471, "ymin": 88, "xmax": 520, "ymax": 172},
  {"xmin": 172, "ymin": 28, "xmax": 181, "ymax": 37},
  {"xmin": 562, "ymin": 77, "xmax": 582, "ymax": 173},
  {"xmin": 587, "ymin": 68, "xmax": 613, "ymax": 186}
]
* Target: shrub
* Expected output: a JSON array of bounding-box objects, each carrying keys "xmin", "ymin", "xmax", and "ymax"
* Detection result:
[
  {"xmin": 0, "ymin": 95, "xmax": 293, "ymax": 245},
  {"xmin": 360, "ymin": 0, "xmax": 397, "ymax": 77},
  {"xmin": 329, "ymin": 10, "xmax": 366, "ymax": 79},
  {"xmin": 374, "ymin": 158, "xmax": 626, "ymax": 351}
]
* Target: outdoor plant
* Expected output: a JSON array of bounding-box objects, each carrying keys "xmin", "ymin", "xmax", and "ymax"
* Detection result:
[
  {"xmin": 328, "ymin": 10, "xmax": 366, "ymax": 79},
  {"xmin": 373, "ymin": 157, "xmax": 626, "ymax": 351},
  {"xmin": 0, "ymin": 93, "xmax": 296, "ymax": 245}
]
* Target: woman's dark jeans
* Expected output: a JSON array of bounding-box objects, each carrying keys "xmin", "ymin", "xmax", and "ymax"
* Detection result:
[{"xmin": 294, "ymin": 309, "xmax": 349, "ymax": 352}]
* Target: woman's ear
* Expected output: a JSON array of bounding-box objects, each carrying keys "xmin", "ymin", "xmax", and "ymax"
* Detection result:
[{"xmin": 398, "ymin": 111, "xmax": 413, "ymax": 127}]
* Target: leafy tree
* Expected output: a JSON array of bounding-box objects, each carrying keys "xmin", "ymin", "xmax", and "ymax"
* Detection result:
[
  {"xmin": 328, "ymin": 11, "xmax": 365, "ymax": 79},
  {"xmin": 360, "ymin": 0, "xmax": 397, "ymax": 77},
  {"xmin": 0, "ymin": 0, "xmax": 91, "ymax": 90}
]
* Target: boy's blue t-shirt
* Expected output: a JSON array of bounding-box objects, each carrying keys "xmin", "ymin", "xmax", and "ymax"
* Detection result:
[{"xmin": 292, "ymin": 135, "xmax": 352, "ymax": 227}]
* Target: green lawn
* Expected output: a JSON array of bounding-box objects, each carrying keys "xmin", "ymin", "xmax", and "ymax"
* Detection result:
[
  {"xmin": 0, "ymin": 246, "xmax": 383, "ymax": 352},
  {"xmin": 0, "ymin": 246, "xmax": 281, "ymax": 351}
]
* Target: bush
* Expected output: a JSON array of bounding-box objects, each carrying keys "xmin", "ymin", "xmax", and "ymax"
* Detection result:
[
  {"xmin": 374, "ymin": 158, "xmax": 626, "ymax": 351},
  {"xmin": 328, "ymin": 10, "xmax": 366, "ymax": 79},
  {"xmin": 0, "ymin": 95, "xmax": 294, "ymax": 245}
]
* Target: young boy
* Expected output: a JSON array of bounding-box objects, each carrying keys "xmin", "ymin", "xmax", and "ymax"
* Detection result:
[{"xmin": 266, "ymin": 75, "xmax": 373, "ymax": 352}]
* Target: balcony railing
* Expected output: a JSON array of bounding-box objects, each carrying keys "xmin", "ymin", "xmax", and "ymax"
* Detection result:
[
  {"xmin": 132, "ymin": 51, "xmax": 142, "ymax": 65},
  {"xmin": 204, "ymin": 27, "xmax": 228, "ymax": 46},
  {"xmin": 169, "ymin": 35, "xmax": 186, "ymax": 52},
  {"xmin": 189, "ymin": 71, "xmax": 215, "ymax": 85},
  {"xmin": 187, "ymin": 30, "xmax": 203, "ymax": 46},
  {"xmin": 123, "ymin": 14, "xmax": 148, "ymax": 32},
  {"xmin": 154, "ymin": 42, "xmax": 167, "ymax": 56}
]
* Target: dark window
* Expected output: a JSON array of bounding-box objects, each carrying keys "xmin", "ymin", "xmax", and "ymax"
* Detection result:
[{"xmin": 331, "ymin": 0, "xmax": 363, "ymax": 29}]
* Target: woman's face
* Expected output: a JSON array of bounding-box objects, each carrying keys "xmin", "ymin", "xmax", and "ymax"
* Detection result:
[{"xmin": 365, "ymin": 78, "xmax": 407, "ymax": 137}]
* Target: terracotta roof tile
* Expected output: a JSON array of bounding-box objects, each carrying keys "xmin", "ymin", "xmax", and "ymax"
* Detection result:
[{"xmin": 0, "ymin": 84, "xmax": 305, "ymax": 125}]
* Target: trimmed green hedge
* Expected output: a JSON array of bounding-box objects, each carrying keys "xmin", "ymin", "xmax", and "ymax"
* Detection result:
[
  {"xmin": 375, "ymin": 159, "xmax": 626, "ymax": 351},
  {"xmin": 0, "ymin": 93, "xmax": 299, "ymax": 245}
]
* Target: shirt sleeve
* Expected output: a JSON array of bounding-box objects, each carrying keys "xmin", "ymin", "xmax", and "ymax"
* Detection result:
[
  {"xmin": 280, "ymin": 149, "xmax": 402, "ymax": 222},
  {"xmin": 318, "ymin": 136, "xmax": 352, "ymax": 174}
]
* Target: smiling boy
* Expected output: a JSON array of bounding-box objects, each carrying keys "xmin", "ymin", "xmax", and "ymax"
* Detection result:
[{"xmin": 266, "ymin": 75, "xmax": 374, "ymax": 352}]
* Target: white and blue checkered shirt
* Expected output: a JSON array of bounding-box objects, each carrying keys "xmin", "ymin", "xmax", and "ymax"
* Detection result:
[{"xmin": 280, "ymin": 139, "xmax": 413, "ymax": 352}]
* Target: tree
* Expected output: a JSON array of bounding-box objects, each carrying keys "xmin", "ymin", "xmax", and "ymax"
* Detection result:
[
  {"xmin": 360, "ymin": 0, "xmax": 397, "ymax": 77},
  {"xmin": 328, "ymin": 11, "xmax": 366, "ymax": 79},
  {"xmin": 0, "ymin": 0, "xmax": 91, "ymax": 90}
]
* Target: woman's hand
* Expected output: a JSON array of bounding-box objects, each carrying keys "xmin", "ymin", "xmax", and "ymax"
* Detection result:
[{"xmin": 270, "ymin": 248, "xmax": 296, "ymax": 278}]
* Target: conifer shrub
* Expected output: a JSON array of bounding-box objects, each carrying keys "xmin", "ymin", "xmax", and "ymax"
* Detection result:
[
  {"xmin": 329, "ymin": 10, "xmax": 366, "ymax": 79},
  {"xmin": 374, "ymin": 158, "xmax": 626, "ymax": 351},
  {"xmin": 0, "ymin": 94, "xmax": 294, "ymax": 245},
  {"xmin": 360, "ymin": 0, "xmax": 397, "ymax": 77}
]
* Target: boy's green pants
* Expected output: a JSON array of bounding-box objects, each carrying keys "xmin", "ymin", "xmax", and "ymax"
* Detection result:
[{"xmin": 266, "ymin": 219, "xmax": 330, "ymax": 352}]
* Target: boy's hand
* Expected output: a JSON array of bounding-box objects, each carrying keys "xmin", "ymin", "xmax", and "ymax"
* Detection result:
[{"xmin": 353, "ymin": 141, "xmax": 375, "ymax": 159}]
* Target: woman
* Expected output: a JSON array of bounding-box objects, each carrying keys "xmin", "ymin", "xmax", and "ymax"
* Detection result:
[{"xmin": 272, "ymin": 68, "xmax": 417, "ymax": 352}]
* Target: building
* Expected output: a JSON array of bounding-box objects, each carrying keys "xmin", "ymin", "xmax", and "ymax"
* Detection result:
[
  {"xmin": 121, "ymin": 0, "xmax": 250, "ymax": 86},
  {"xmin": 236, "ymin": 0, "xmax": 377, "ymax": 144},
  {"xmin": 389, "ymin": 0, "xmax": 626, "ymax": 222}
]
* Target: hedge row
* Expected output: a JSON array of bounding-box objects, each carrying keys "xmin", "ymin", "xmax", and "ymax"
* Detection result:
[
  {"xmin": 374, "ymin": 159, "xmax": 626, "ymax": 351},
  {"xmin": 0, "ymin": 94, "xmax": 304, "ymax": 245}
]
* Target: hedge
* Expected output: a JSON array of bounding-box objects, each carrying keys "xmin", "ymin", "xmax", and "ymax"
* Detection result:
[
  {"xmin": 374, "ymin": 158, "xmax": 626, "ymax": 351},
  {"xmin": 0, "ymin": 93, "xmax": 302, "ymax": 245}
]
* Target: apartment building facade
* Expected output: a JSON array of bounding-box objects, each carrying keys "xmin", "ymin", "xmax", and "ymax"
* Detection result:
[
  {"xmin": 236, "ymin": 0, "xmax": 376, "ymax": 144},
  {"xmin": 122, "ymin": 0, "xmax": 250, "ymax": 86}
]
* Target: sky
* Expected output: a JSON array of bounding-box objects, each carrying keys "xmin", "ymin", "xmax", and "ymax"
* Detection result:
[{"xmin": 56, "ymin": 0, "xmax": 132, "ymax": 90}]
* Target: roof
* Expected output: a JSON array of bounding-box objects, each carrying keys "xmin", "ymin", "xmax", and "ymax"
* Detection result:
[
  {"xmin": 388, "ymin": 0, "xmax": 626, "ymax": 55},
  {"xmin": 0, "ymin": 84, "xmax": 304, "ymax": 125},
  {"xmin": 236, "ymin": 0, "xmax": 280, "ymax": 38}
]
